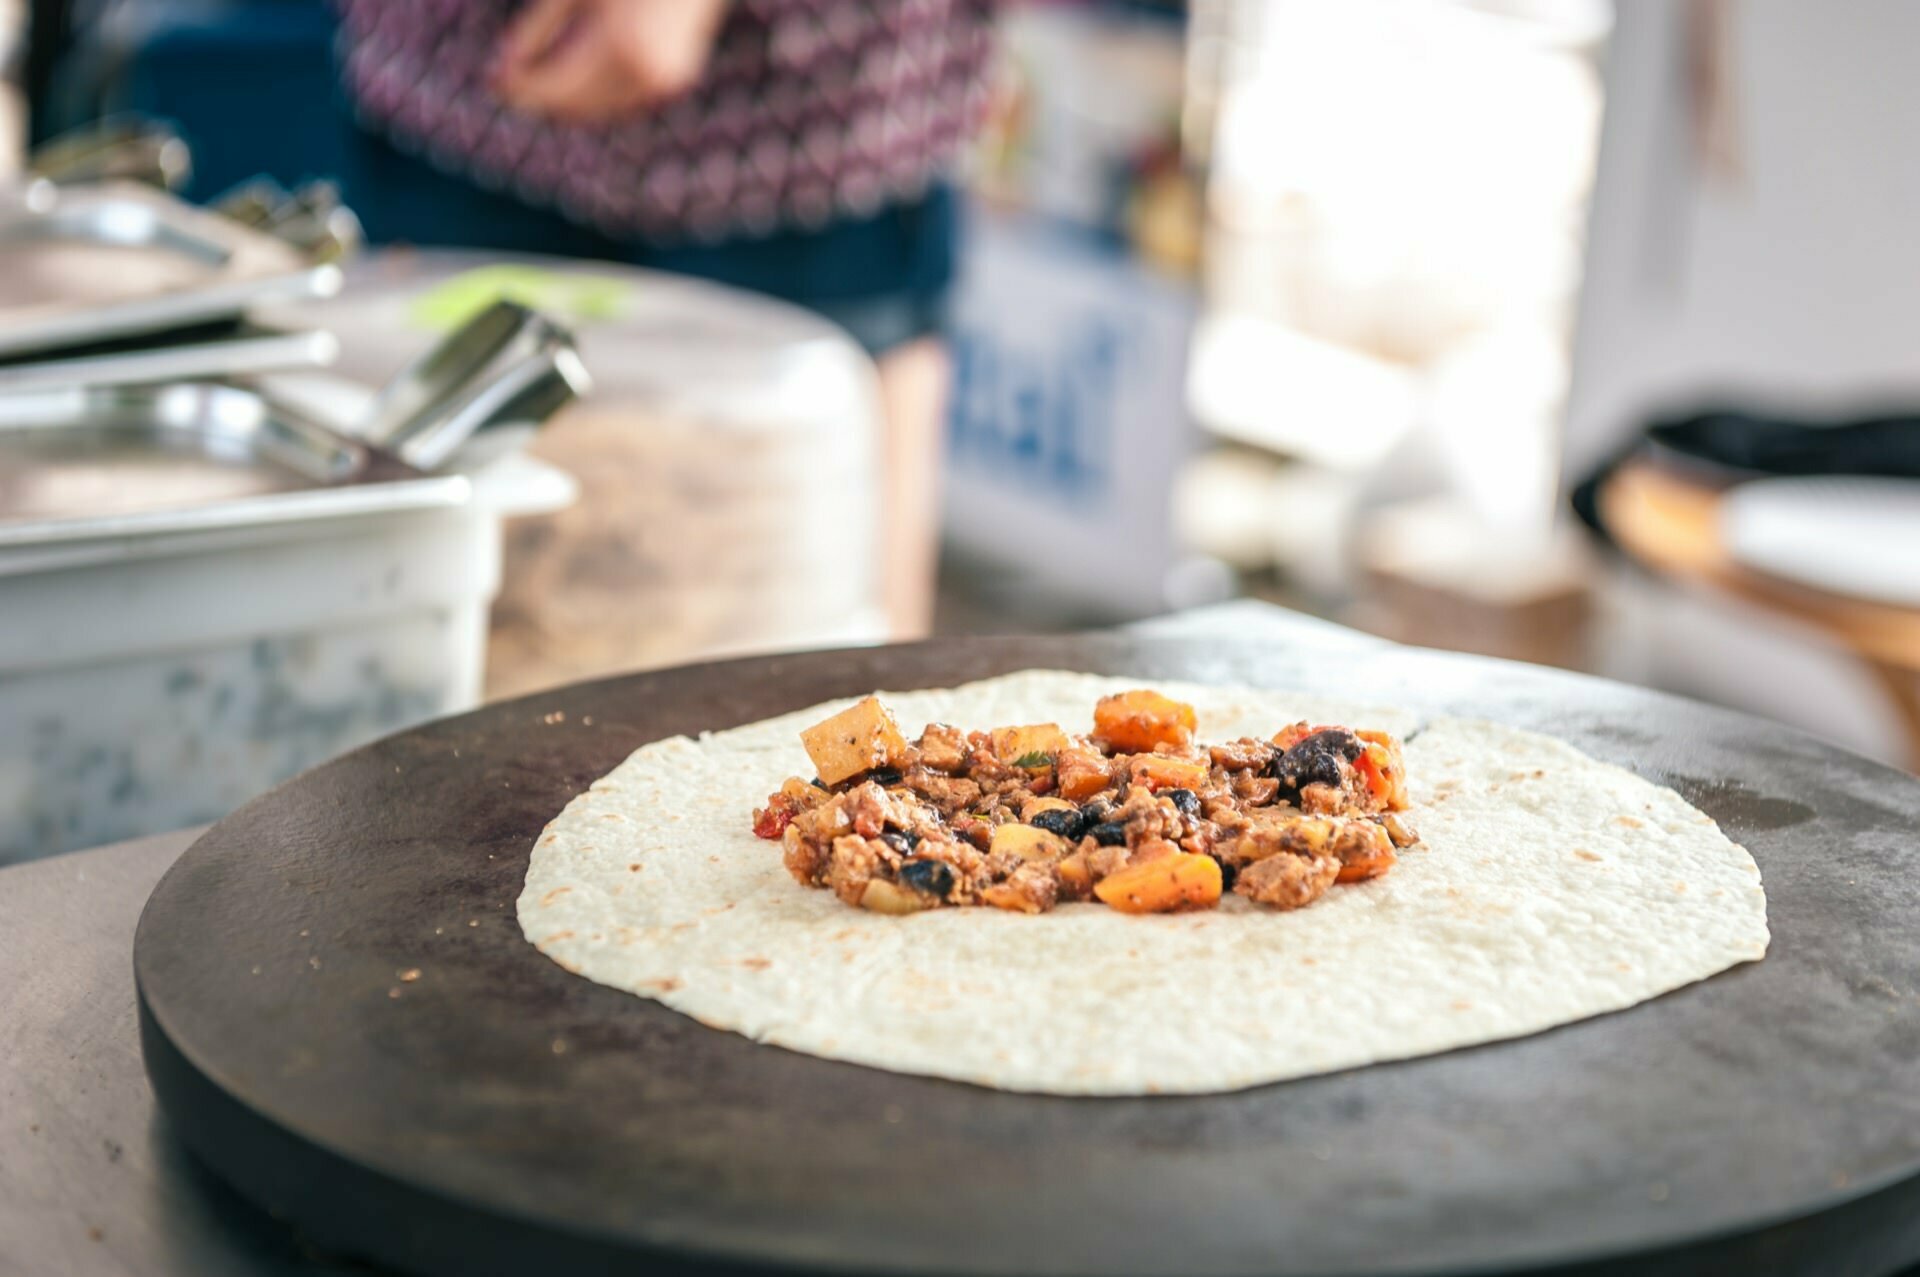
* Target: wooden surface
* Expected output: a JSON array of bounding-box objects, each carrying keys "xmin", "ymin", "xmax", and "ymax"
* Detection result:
[
  {"xmin": 134, "ymin": 635, "xmax": 1920, "ymax": 1277},
  {"xmin": 1598, "ymin": 459, "xmax": 1920, "ymax": 767}
]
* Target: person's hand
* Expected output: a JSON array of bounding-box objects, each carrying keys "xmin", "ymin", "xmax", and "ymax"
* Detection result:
[{"xmin": 494, "ymin": 0, "xmax": 729, "ymax": 124}]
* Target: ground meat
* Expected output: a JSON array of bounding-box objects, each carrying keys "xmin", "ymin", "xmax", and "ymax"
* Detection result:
[
  {"xmin": 1235, "ymin": 853, "xmax": 1339, "ymax": 909},
  {"xmin": 903, "ymin": 767, "xmax": 982, "ymax": 811},
  {"xmin": 827, "ymin": 834, "xmax": 897, "ymax": 906},
  {"xmin": 1230, "ymin": 772, "xmax": 1281, "ymax": 806},
  {"xmin": 983, "ymin": 862, "xmax": 1060, "ymax": 913},
  {"xmin": 782, "ymin": 823, "xmax": 829, "ymax": 885},
  {"xmin": 844, "ymin": 781, "xmax": 905, "ymax": 838},
  {"xmin": 1209, "ymin": 738, "xmax": 1273, "ymax": 771},
  {"xmin": 1298, "ymin": 781, "xmax": 1347, "ymax": 816},
  {"xmin": 1085, "ymin": 841, "xmax": 1129, "ymax": 881},
  {"xmin": 760, "ymin": 696, "xmax": 1420, "ymax": 916},
  {"xmin": 1115, "ymin": 785, "xmax": 1184, "ymax": 849},
  {"xmin": 918, "ymin": 723, "xmax": 969, "ymax": 773}
]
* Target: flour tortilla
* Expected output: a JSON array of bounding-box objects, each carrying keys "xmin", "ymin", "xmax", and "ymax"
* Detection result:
[{"xmin": 519, "ymin": 670, "xmax": 1769, "ymax": 1095}]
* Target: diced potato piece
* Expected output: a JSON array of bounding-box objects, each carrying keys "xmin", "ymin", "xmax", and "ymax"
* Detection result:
[
  {"xmin": 1094, "ymin": 852, "xmax": 1222, "ymax": 913},
  {"xmin": 1056, "ymin": 851, "xmax": 1094, "ymax": 898},
  {"xmin": 1019, "ymin": 795, "xmax": 1075, "ymax": 821},
  {"xmin": 989, "ymin": 723, "xmax": 1070, "ymax": 769},
  {"xmin": 982, "ymin": 881, "xmax": 1048, "ymax": 913},
  {"xmin": 800, "ymin": 696, "xmax": 910, "ymax": 786},
  {"xmin": 1092, "ymin": 690, "xmax": 1197, "ymax": 753},
  {"xmin": 860, "ymin": 878, "xmax": 934, "ymax": 915},
  {"xmin": 1126, "ymin": 754, "xmax": 1210, "ymax": 791},
  {"xmin": 1334, "ymin": 820, "xmax": 1397, "ymax": 882},
  {"xmin": 1229, "ymin": 816, "xmax": 1338, "ymax": 861},
  {"xmin": 1055, "ymin": 745, "xmax": 1112, "ymax": 801},
  {"xmin": 989, "ymin": 823, "xmax": 1067, "ymax": 861}
]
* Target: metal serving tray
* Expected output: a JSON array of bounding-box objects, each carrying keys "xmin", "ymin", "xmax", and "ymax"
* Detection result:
[
  {"xmin": 0, "ymin": 383, "xmax": 466, "ymax": 550},
  {"xmin": 0, "ymin": 182, "xmax": 342, "ymax": 360}
]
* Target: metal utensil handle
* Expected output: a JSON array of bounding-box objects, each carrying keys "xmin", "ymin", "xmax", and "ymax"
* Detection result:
[{"xmin": 362, "ymin": 300, "xmax": 589, "ymax": 471}]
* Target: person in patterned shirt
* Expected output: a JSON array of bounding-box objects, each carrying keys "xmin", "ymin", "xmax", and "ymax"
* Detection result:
[{"xmin": 337, "ymin": 0, "xmax": 998, "ymax": 634}]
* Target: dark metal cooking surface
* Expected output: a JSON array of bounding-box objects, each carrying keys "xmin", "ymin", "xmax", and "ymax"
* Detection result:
[{"xmin": 134, "ymin": 637, "xmax": 1920, "ymax": 1277}]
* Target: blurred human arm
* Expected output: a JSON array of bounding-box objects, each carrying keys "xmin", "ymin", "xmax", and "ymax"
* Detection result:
[{"xmin": 494, "ymin": 0, "xmax": 729, "ymax": 123}]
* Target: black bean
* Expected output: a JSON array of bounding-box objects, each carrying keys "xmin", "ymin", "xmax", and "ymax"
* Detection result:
[
  {"xmin": 865, "ymin": 767, "xmax": 904, "ymax": 786},
  {"xmin": 1089, "ymin": 821, "xmax": 1128, "ymax": 847},
  {"xmin": 1165, "ymin": 788, "xmax": 1200, "ymax": 815},
  {"xmin": 1081, "ymin": 797, "xmax": 1116, "ymax": 825},
  {"xmin": 1029, "ymin": 808, "xmax": 1082, "ymax": 840},
  {"xmin": 880, "ymin": 830, "xmax": 921, "ymax": 856},
  {"xmin": 1270, "ymin": 728, "xmax": 1363, "ymax": 802},
  {"xmin": 899, "ymin": 858, "xmax": 956, "ymax": 898}
]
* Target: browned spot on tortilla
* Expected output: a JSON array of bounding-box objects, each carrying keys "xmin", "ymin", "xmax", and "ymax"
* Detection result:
[
  {"xmin": 1534, "ymin": 769, "xmax": 1546, "ymax": 778},
  {"xmin": 540, "ymin": 887, "xmax": 572, "ymax": 907},
  {"xmin": 842, "ymin": 950, "xmax": 856, "ymax": 963},
  {"xmin": 628, "ymin": 863, "xmax": 642, "ymax": 872},
  {"xmin": 1615, "ymin": 815, "xmax": 1643, "ymax": 828},
  {"xmin": 1509, "ymin": 770, "xmax": 1530, "ymax": 781},
  {"xmin": 647, "ymin": 978, "xmax": 681, "ymax": 993},
  {"xmin": 1617, "ymin": 962, "xmax": 1633, "ymax": 972},
  {"xmin": 1301, "ymin": 956, "xmax": 1318, "ymax": 966},
  {"xmin": 1126, "ymin": 949, "xmax": 1139, "ymax": 959},
  {"xmin": 1452, "ymin": 1000, "xmax": 1473, "ymax": 1011},
  {"xmin": 833, "ymin": 928, "xmax": 857, "ymax": 942},
  {"xmin": 1673, "ymin": 881, "xmax": 1688, "ymax": 893},
  {"xmin": 1574, "ymin": 849, "xmax": 1603, "ymax": 862},
  {"xmin": 601, "ymin": 812, "xmax": 625, "ymax": 822},
  {"xmin": 709, "ymin": 854, "xmax": 721, "ymax": 864},
  {"xmin": 540, "ymin": 833, "xmax": 558, "ymax": 845},
  {"xmin": 543, "ymin": 930, "xmax": 575, "ymax": 944},
  {"xmin": 737, "ymin": 957, "xmax": 772, "ymax": 970},
  {"xmin": 555, "ymin": 958, "xmax": 581, "ymax": 975},
  {"xmin": 703, "ymin": 902, "xmax": 736, "ymax": 915}
]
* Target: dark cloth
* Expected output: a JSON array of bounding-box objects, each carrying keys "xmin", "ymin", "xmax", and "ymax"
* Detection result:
[
  {"xmin": 1572, "ymin": 406, "xmax": 1920, "ymax": 544},
  {"xmin": 348, "ymin": 125, "xmax": 957, "ymax": 353}
]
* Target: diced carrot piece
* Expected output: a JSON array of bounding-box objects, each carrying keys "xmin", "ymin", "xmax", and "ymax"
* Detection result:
[
  {"xmin": 1336, "ymin": 845, "xmax": 1396, "ymax": 883},
  {"xmin": 1126, "ymin": 754, "xmax": 1209, "ymax": 792},
  {"xmin": 1092, "ymin": 690, "xmax": 1197, "ymax": 753},
  {"xmin": 1094, "ymin": 852, "xmax": 1222, "ymax": 913},
  {"xmin": 1356, "ymin": 731, "xmax": 1409, "ymax": 810},
  {"xmin": 1055, "ymin": 745, "xmax": 1112, "ymax": 801}
]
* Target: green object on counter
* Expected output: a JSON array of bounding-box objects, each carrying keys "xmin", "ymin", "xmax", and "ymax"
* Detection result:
[{"xmin": 409, "ymin": 266, "xmax": 633, "ymax": 331}]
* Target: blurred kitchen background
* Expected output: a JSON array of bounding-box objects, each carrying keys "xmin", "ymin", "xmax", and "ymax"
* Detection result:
[{"xmin": 6, "ymin": 0, "xmax": 1920, "ymax": 864}]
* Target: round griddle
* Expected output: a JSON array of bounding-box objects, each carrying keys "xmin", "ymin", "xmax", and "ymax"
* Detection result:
[{"xmin": 135, "ymin": 637, "xmax": 1920, "ymax": 1277}]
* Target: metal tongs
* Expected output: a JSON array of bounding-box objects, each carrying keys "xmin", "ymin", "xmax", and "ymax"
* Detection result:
[
  {"xmin": 213, "ymin": 179, "xmax": 365, "ymax": 264},
  {"xmin": 27, "ymin": 117, "xmax": 193, "ymax": 192},
  {"xmin": 357, "ymin": 299, "xmax": 591, "ymax": 472}
]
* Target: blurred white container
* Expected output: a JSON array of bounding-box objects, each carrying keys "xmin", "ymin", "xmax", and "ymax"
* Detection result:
[
  {"xmin": 0, "ymin": 445, "xmax": 570, "ymax": 863},
  {"xmin": 262, "ymin": 250, "xmax": 889, "ymax": 699}
]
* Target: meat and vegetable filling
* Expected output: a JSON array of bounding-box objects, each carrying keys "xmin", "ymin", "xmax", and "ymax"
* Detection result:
[{"xmin": 752, "ymin": 690, "xmax": 1420, "ymax": 916}]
